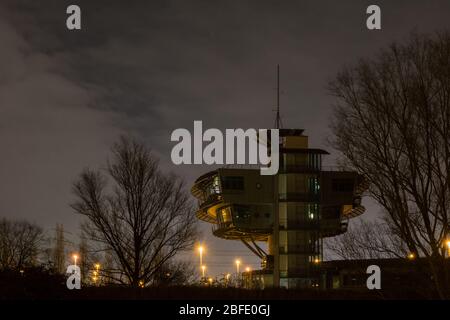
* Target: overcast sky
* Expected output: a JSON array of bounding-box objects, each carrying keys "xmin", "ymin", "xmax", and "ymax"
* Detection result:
[{"xmin": 1, "ymin": 0, "xmax": 449, "ymax": 275}]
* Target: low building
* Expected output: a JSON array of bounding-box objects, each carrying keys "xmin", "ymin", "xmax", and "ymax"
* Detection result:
[{"xmin": 321, "ymin": 258, "xmax": 447, "ymax": 298}]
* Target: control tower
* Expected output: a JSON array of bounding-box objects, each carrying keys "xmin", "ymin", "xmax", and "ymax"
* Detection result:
[{"xmin": 191, "ymin": 129, "xmax": 367, "ymax": 289}]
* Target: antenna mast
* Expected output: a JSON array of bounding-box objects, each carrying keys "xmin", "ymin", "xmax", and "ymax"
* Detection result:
[{"xmin": 275, "ymin": 64, "xmax": 282, "ymax": 129}]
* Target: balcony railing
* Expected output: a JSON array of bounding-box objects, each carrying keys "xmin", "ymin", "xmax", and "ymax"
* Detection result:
[
  {"xmin": 198, "ymin": 193, "xmax": 223, "ymax": 209},
  {"xmin": 212, "ymin": 222, "xmax": 234, "ymax": 233},
  {"xmin": 280, "ymin": 164, "xmax": 321, "ymax": 173}
]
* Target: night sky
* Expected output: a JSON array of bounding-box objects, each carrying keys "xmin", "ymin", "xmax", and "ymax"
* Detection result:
[{"xmin": 1, "ymin": 0, "xmax": 449, "ymax": 276}]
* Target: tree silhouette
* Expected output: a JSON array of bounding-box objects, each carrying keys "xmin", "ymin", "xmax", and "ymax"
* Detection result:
[
  {"xmin": 0, "ymin": 218, "xmax": 43, "ymax": 270},
  {"xmin": 329, "ymin": 31, "xmax": 450, "ymax": 298},
  {"xmin": 326, "ymin": 219, "xmax": 409, "ymax": 260},
  {"xmin": 71, "ymin": 137, "xmax": 197, "ymax": 287}
]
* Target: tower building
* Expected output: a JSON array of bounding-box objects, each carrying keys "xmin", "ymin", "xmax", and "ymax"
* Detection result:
[{"xmin": 191, "ymin": 129, "xmax": 367, "ymax": 289}]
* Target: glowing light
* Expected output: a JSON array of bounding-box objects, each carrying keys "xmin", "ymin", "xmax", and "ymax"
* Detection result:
[
  {"xmin": 197, "ymin": 245, "xmax": 205, "ymax": 274},
  {"xmin": 201, "ymin": 265, "xmax": 206, "ymax": 277},
  {"xmin": 313, "ymin": 258, "xmax": 320, "ymax": 264},
  {"xmin": 408, "ymin": 253, "xmax": 415, "ymax": 260},
  {"xmin": 72, "ymin": 254, "xmax": 78, "ymax": 266},
  {"xmin": 92, "ymin": 263, "xmax": 100, "ymax": 285},
  {"xmin": 245, "ymin": 267, "xmax": 251, "ymax": 272},
  {"xmin": 235, "ymin": 259, "xmax": 241, "ymax": 273}
]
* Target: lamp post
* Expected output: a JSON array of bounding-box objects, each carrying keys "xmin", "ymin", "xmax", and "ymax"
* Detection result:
[
  {"xmin": 198, "ymin": 245, "xmax": 205, "ymax": 278},
  {"xmin": 201, "ymin": 265, "xmax": 206, "ymax": 278},
  {"xmin": 198, "ymin": 246, "xmax": 203, "ymax": 266},
  {"xmin": 235, "ymin": 259, "xmax": 241, "ymax": 287},
  {"xmin": 245, "ymin": 267, "xmax": 251, "ymax": 289},
  {"xmin": 72, "ymin": 254, "xmax": 78, "ymax": 266}
]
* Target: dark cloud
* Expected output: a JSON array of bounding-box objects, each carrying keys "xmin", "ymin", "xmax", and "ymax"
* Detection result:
[{"xmin": 1, "ymin": 0, "xmax": 449, "ymax": 274}]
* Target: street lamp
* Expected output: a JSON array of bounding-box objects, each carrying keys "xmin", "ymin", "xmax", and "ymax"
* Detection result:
[
  {"xmin": 225, "ymin": 273, "xmax": 231, "ymax": 287},
  {"xmin": 408, "ymin": 253, "xmax": 415, "ymax": 260},
  {"xmin": 201, "ymin": 265, "xmax": 206, "ymax": 278},
  {"xmin": 445, "ymin": 240, "xmax": 450, "ymax": 258},
  {"xmin": 235, "ymin": 259, "xmax": 241, "ymax": 274},
  {"xmin": 72, "ymin": 254, "xmax": 78, "ymax": 266},
  {"xmin": 197, "ymin": 245, "xmax": 205, "ymax": 277},
  {"xmin": 198, "ymin": 245, "xmax": 204, "ymax": 266},
  {"xmin": 93, "ymin": 263, "xmax": 101, "ymax": 285},
  {"xmin": 245, "ymin": 267, "xmax": 251, "ymax": 273}
]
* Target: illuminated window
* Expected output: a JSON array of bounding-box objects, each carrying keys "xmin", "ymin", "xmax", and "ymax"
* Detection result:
[{"xmin": 308, "ymin": 177, "xmax": 320, "ymax": 194}]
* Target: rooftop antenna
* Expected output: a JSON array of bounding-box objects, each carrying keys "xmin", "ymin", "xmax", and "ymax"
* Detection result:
[{"xmin": 274, "ymin": 64, "xmax": 283, "ymax": 129}]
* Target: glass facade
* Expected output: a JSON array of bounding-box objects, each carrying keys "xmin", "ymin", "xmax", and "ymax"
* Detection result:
[
  {"xmin": 217, "ymin": 206, "xmax": 233, "ymax": 225},
  {"xmin": 278, "ymin": 173, "xmax": 320, "ymax": 201},
  {"xmin": 215, "ymin": 204, "xmax": 273, "ymax": 231},
  {"xmin": 201, "ymin": 175, "xmax": 221, "ymax": 200},
  {"xmin": 277, "ymin": 151, "xmax": 323, "ymax": 288},
  {"xmin": 279, "ymin": 203, "xmax": 319, "ymax": 228}
]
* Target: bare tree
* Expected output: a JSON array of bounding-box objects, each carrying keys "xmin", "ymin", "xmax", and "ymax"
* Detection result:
[
  {"xmin": 71, "ymin": 137, "xmax": 197, "ymax": 287},
  {"xmin": 329, "ymin": 31, "xmax": 450, "ymax": 298},
  {"xmin": 0, "ymin": 218, "xmax": 43, "ymax": 270},
  {"xmin": 78, "ymin": 236, "xmax": 89, "ymax": 282},
  {"xmin": 325, "ymin": 219, "xmax": 409, "ymax": 260},
  {"xmin": 99, "ymin": 249, "xmax": 117, "ymax": 285},
  {"xmin": 153, "ymin": 259, "xmax": 197, "ymax": 286}
]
